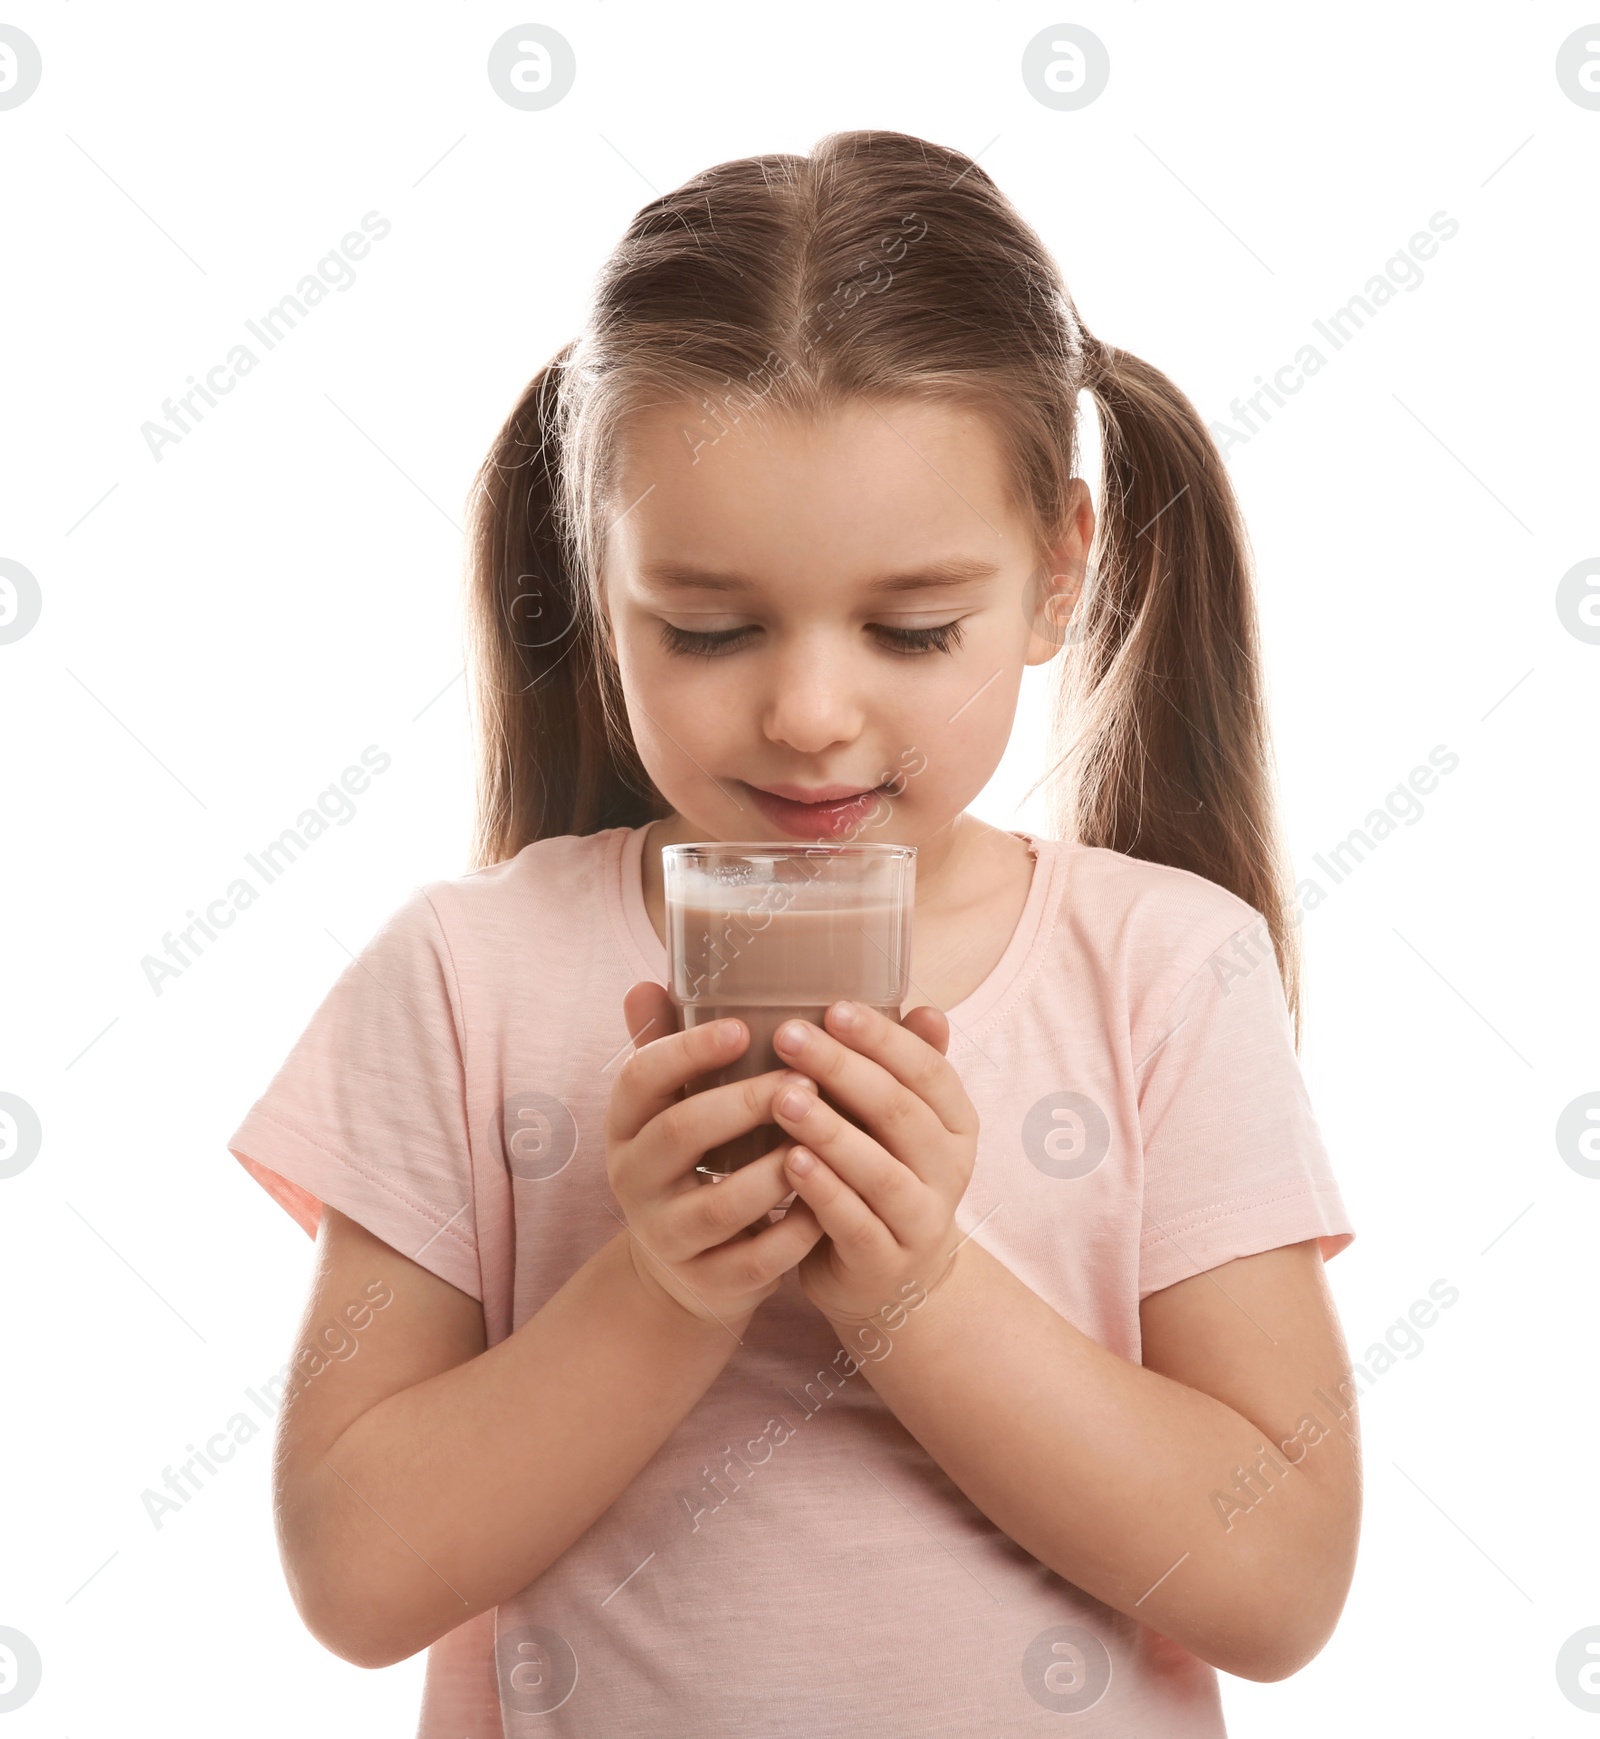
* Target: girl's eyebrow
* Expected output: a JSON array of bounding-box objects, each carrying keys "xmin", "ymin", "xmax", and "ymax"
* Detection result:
[{"xmin": 639, "ymin": 557, "xmax": 1002, "ymax": 595}]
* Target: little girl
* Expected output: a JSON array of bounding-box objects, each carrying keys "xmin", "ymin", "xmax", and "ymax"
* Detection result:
[{"xmin": 229, "ymin": 129, "xmax": 1359, "ymax": 1736}]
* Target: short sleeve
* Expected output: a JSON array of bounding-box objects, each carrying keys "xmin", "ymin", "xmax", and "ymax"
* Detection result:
[
  {"xmin": 1134, "ymin": 912, "xmax": 1354, "ymax": 1300},
  {"xmin": 226, "ymin": 886, "xmax": 481, "ymax": 1300}
]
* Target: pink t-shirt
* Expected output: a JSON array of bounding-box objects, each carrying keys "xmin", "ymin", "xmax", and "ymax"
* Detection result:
[{"xmin": 228, "ymin": 824, "xmax": 1354, "ymax": 1737}]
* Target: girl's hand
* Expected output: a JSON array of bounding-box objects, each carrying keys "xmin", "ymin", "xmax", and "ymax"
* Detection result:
[
  {"xmin": 766, "ymin": 1001, "xmax": 978, "ymax": 1326},
  {"xmin": 606, "ymin": 981, "xmax": 827, "ymax": 1333}
]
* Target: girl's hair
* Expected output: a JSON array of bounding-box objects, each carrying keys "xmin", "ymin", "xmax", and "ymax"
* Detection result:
[{"xmin": 464, "ymin": 129, "xmax": 1303, "ymax": 1039}]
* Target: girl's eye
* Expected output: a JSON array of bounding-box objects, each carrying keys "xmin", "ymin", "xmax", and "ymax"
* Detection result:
[
  {"xmin": 656, "ymin": 619, "xmax": 967, "ymax": 658},
  {"xmin": 657, "ymin": 622, "xmax": 759, "ymax": 658},
  {"xmin": 872, "ymin": 620, "xmax": 965, "ymax": 655}
]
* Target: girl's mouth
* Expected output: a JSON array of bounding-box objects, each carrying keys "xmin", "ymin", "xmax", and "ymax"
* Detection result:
[{"xmin": 742, "ymin": 781, "xmax": 892, "ymax": 841}]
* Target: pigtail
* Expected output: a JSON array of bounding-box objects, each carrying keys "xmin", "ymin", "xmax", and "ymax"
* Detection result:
[
  {"xmin": 1058, "ymin": 334, "xmax": 1303, "ymax": 1040},
  {"xmin": 464, "ymin": 341, "xmax": 661, "ymax": 867}
]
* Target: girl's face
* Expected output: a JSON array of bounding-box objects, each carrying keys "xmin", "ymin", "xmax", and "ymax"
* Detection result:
[{"xmin": 601, "ymin": 395, "xmax": 1090, "ymax": 862}]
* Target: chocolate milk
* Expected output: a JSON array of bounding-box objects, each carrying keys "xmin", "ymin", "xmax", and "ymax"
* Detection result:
[{"xmin": 668, "ymin": 890, "xmax": 911, "ymax": 1175}]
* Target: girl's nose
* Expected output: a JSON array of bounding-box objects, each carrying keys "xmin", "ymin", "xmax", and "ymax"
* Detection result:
[{"xmin": 760, "ymin": 641, "xmax": 866, "ymax": 755}]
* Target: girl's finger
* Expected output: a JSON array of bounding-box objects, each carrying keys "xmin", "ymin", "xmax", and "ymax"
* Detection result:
[
  {"xmin": 607, "ymin": 1003, "xmax": 749, "ymax": 1141},
  {"xmin": 657, "ymin": 1141, "xmax": 798, "ymax": 1259},
  {"xmin": 901, "ymin": 1001, "xmax": 951, "ymax": 1058},
  {"xmin": 621, "ymin": 979, "xmax": 677, "ymax": 1053},
  {"xmin": 639, "ymin": 1068, "xmax": 816, "ymax": 1183},
  {"xmin": 771, "ymin": 1081, "xmax": 924, "ymax": 1239},
  {"xmin": 824, "ymin": 1001, "xmax": 975, "ymax": 1136},
  {"xmin": 780, "ymin": 1145, "xmax": 896, "ymax": 1267},
  {"xmin": 770, "ymin": 1014, "xmax": 952, "ymax": 1167},
  {"xmin": 737, "ymin": 1196, "xmax": 831, "ymax": 1279}
]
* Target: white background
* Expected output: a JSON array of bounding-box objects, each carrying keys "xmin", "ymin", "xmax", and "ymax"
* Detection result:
[{"xmin": 2, "ymin": 3, "xmax": 1596, "ymax": 1733}]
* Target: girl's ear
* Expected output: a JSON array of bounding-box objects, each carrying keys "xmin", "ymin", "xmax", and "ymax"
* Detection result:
[{"xmin": 1023, "ymin": 479, "xmax": 1095, "ymax": 666}]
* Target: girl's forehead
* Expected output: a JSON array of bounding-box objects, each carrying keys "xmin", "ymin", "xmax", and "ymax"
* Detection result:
[{"xmin": 606, "ymin": 396, "xmax": 1024, "ymax": 566}]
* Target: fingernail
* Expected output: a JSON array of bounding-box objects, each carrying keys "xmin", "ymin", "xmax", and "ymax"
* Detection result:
[
  {"xmin": 718, "ymin": 1019, "xmax": 746, "ymax": 1046},
  {"xmin": 776, "ymin": 1021, "xmax": 809, "ymax": 1052},
  {"xmin": 787, "ymin": 1147, "xmax": 816, "ymax": 1176},
  {"xmin": 781, "ymin": 1071, "xmax": 817, "ymax": 1092},
  {"xmin": 778, "ymin": 1087, "xmax": 812, "ymax": 1119},
  {"xmin": 831, "ymin": 1000, "xmax": 858, "ymax": 1027}
]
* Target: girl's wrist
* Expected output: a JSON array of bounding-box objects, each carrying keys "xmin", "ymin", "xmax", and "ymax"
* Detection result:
[
  {"xmin": 616, "ymin": 1228, "xmax": 756, "ymax": 1340},
  {"xmin": 821, "ymin": 1238, "xmax": 971, "ymax": 1334}
]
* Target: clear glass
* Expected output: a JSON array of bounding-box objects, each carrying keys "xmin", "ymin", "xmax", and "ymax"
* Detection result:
[{"xmin": 663, "ymin": 842, "xmax": 916, "ymax": 1177}]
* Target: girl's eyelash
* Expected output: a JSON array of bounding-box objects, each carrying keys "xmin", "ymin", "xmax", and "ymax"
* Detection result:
[
  {"xmin": 657, "ymin": 622, "xmax": 758, "ymax": 658},
  {"xmin": 873, "ymin": 620, "xmax": 965, "ymax": 655},
  {"xmin": 657, "ymin": 620, "xmax": 966, "ymax": 658}
]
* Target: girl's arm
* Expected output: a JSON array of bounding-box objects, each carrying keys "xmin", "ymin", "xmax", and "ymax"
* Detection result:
[
  {"xmin": 765, "ymin": 999, "xmax": 1359, "ymax": 1682},
  {"xmin": 275, "ymin": 1209, "xmax": 745, "ymax": 1668},
  {"xmin": 825, "ymin": 1235, "xmax": 1360, "ymax": 1682},
  {"xmin": 274, "ymin": 1002, "xmax": 825, "ymax": 1669}
]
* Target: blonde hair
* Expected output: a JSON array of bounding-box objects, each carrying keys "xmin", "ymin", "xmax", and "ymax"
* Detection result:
[{"xmin": 464, "ymin": 129, "xmax": 1303, "ymax": 1039}]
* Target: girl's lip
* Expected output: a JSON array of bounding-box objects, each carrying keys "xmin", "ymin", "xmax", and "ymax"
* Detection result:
[
  {"xmin": 742, "ymin": 782, "xmax": 891, "ymax": 840},
  {"xmin": 754, "ymin": 781, "xmax": 876, "ymax": 804}
]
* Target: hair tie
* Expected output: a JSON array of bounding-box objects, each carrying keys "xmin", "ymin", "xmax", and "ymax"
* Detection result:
[{"xmin": 1077, "ymin": 328, "xmax": 1107, "ymax": 393}]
